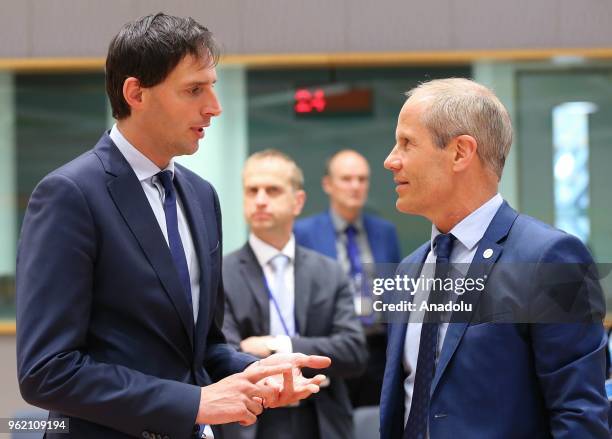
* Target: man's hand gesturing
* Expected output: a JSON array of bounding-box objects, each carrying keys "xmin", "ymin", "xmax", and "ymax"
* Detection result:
[
  {"xmin": 196, "ymin": 362, "xmax": 292, "ymax": 426},
  {"xmin": 253, "ymin": 353, "xmax": 331, "ymax": 408}
]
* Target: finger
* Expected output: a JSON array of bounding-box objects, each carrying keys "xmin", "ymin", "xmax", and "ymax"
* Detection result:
[
  {"xmin": 251, "ymin": 380, "xmax": 280, "ymax": 404},
  {"xmin": 304, "ymin": 383, "xmax": 321, "ymax": 394},
  {"xmin": 303, "ymin": 374, "xmax": 327, "ymax": 386},
  {"xmin": 269, "ymin": 385, "xmax": 318, "ymax": 409},
  {"xmin": 282, "ymin": 369, "xmax": 294, "ymax": 396},
  {"xmin": 238, "ymin": 410, "xmax": 257, "ymax": 427},
  {"xmin": 292, "ymin": 379, "xmax": 322, "ymax": 395},
  {"xmin": 291, "ymin": 355, "xmax": 331, "ymax": 369},
  {"xmin": 292, "ymin": 387, "xmax": 318, "ymax": 399},
  {"xmin": 245, "ymin": 397, "xmax": 264, "ymax": 416},
  {"xmin": 244, "ymin": 363, "xmax": 293, "ymax": 383},
  {"xmin": 252, "ymin": 396, "xmax": 266, "ymax": 410},
  {"xmin": 262, "ymin": 376, "xmax": 283, "ymax": 392}
]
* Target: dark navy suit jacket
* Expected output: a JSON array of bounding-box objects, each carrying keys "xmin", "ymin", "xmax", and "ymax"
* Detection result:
[
  {"xmin": 16, "ymin": 134, "xmax": 255, "ymax": 438},
  {"xmin": 380, "ymin": 202, "xmax": 610, "ymax": 438},
  {"xmin": 294, "ymin": 210, "xmax": 401, "ymax": 264}
]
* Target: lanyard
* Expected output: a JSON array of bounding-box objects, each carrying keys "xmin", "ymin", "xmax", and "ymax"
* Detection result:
[{"xmin": 262, "ymin": 274, "xmax": 298, "ymax": 337}]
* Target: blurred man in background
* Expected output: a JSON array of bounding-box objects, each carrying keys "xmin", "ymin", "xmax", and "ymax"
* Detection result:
[
  {"xmin": 295, "ymin": 149, "xmax": 401, "ymax": 407},
  {"xmin": 222, "ymin": 150, "xmax": 368, "ymax": 439}
]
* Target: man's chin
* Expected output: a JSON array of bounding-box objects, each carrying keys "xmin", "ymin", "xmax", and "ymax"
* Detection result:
[
  {"xmin": 396, "ymin": 199, "xmax": 418, "ymax": 215},
  {"xmin": 341, "ymin": 201, "xmax": 365, "ymax": 211},
  {"xmin": 250, "ymin": 221, "xmax": 274, "ymax": 231},
  {"xmin": 188, "ymin": 142, "xmax": 200, "ymax": 155},
  {"xmin": 173, "ymin": 143, "xmax": 199, "ymax": 158}
]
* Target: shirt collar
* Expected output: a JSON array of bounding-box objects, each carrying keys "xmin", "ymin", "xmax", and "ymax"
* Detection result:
[
  {"xmin": 430, "ymin": 193, "xmax": 504, "ymax": 254},
  {"xmin": 248, "ymin": 233, "xmax": 296, "ymax": 267},
  {"xmin": 109, "ymin": 124, "xmax": 175, "ymax": 181},
  {"xmin": 329, "ymin": 208, "xmax": 364, "ymax": 234}
]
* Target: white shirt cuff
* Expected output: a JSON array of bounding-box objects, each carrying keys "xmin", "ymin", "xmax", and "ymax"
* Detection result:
[{"xmin": 274, "ymin": 335, "xmax": 293, "ymax": 353}]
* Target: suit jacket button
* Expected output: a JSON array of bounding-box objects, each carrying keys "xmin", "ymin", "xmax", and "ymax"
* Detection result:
[{"xmin": 141, "ymin": 432, "xmax": 150, "ymax": 439}]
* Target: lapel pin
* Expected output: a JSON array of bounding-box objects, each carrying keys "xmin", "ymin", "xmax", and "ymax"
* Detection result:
[{"xmin": 483, "ymin": 248, "xmax": 494, "ymax": 259}]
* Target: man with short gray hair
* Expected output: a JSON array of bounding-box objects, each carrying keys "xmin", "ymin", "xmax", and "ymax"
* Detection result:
[
  {"xmin": 380, "ymin": 78, "xmax": 609, "ymax": 438},
  {"xmin": 295, "ymin": 149, "xmax": 401, "ymax": 407},
  {"xmin": 405, "ymin": 78, "xmax": 512, "ymax": 179}
]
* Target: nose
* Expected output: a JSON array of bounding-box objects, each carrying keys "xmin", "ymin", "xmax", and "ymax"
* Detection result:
[
  {"xmin": 384, "ymin": 146, "xmax": 401, "ymax": 171},
  {"xmin": 349, "ymin": 177, "xmax": 364, "ymax": 190},
  {"xmin": 254, "ymin": 188, "xmax": 268, "ymax": 205},
  {"xmin": 203, "ymin": 88, "xmax": 222, "ymax": 117}
]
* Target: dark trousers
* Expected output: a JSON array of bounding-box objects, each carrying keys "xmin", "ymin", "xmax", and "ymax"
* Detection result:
[
  {"xmin": 346, "ymin": 331, "xmax": 387, "ymax": 407},
  {"xmin": 256, "ymin": 405, "xmax": 320, "ymax": 439},
  {"xmin": 218, "ymin": 404, "xmax": 320, "ymax": 439}
]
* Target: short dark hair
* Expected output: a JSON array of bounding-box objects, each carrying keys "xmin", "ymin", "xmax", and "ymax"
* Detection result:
[{"xmin": 105, "ymin": 12, "xmax": 220, "ymax": 119}]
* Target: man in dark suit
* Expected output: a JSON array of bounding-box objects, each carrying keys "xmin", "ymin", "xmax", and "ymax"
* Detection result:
[
  {"xmin": 294, "ymin": 149, "xmax": 401, "ymax": 407},
  {"xmin": 222, "ymin": 150, "xmax": 368, "ymax": 439},
  {"xmin": 16, "ymin": 14, "xmax": 329, "ymax": 439},
  {"xmin": 380, "ymin": 78, "xmax": 609, "ymax": 438}
]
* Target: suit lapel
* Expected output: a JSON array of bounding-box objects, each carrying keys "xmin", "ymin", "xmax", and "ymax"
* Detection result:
[
  {"xmin": 173, "ymin": 169, "xmax": 211, "ymax": 356},
  {"xmin": 240, "ymin": 244, "xmax": 270, "ymax": 334},
  {"xmin": 430, "ymin": 202, "xmax": 519, "ymax": 395},
  {"xmin": 386, "ymin": 244, "xmax": 429, "ymax": 359},
  {"xmin": 381, "ymin": 244, "xmax": 429, "ymax": 436},
  {"xmin": 98, "ymin": 136, "xmax": 195, "ymax": 348},
  {"xmin": 293, "ymin": 247, "xmax": 314, "ymax": 335}
]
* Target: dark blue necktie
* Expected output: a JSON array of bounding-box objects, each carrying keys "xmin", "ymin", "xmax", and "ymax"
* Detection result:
[
  {"xmin": 345, "ymin": 224, "xmax": 363, "ymax": 277},
  {"xmin": 157, "ymin": 170, "xmax": 192, "ymax": 307},
  {"xmin": 403, "ymin": 233, "xmax": 455, "ymax": 439}
]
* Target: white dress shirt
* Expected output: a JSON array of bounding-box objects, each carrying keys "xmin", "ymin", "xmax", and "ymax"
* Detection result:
[
  {"xmin": 109, "ymin": 125, "xmax": 201, "ymax": 321},
  {"xmin": 403, "ymin": 194, "xmax": 504, "ymax": 427},
  {"xmin": 248, "ymin": 233, "xmax": 296, "ymax": 353}
]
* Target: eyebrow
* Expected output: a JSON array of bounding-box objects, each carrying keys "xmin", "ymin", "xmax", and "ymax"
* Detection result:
[
  {"xmin": 245, "ymin": 184, "xmax": 282, "ymax": 190},
  {"xmin": 185, "ymin": 80, "xmax": 217, "ymax": 87}
]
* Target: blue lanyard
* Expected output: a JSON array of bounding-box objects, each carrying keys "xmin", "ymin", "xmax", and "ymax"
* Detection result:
[{"xmin": 262, "ymin": 274, "xmax": 298, "ymax": 337}]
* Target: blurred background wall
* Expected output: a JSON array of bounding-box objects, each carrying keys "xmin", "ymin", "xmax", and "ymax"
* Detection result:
[
  {"xmin": 2, "ymin": 0, "xmax": 612, "ymax": 431},
  {"xmin": 2, "ymin": 0, "xmax": 612, "ymax": 57}
]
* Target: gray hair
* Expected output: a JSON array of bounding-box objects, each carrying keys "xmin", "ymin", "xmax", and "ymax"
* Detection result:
[{"xmin": 406, "ymin": 78, "xmax": 512, "ymax": 179}]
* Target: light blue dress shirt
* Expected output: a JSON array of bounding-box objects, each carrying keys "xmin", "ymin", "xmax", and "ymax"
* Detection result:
[{"xmin": 403, "ymin": 193, "xmax": 504, "ymax": 428}]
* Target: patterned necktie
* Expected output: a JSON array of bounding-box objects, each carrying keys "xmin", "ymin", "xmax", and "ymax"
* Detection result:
[
  {"xmin": 403, "ymin": 233, "xmax": 455, "ymax": 439},
  {"xmin": 157, "ymin": 170, "xmax": 192, "ymax": 307},
  {"xmin": 268, "ymin": 254, "xmax": 294, "ymax": 336}
]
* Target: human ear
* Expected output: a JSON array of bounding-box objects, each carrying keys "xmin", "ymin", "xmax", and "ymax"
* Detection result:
[
  {"xmin": 452, "ymin": 135, "xmax": 478, "ymax": 172},
  {"xmin": 122, "ymin": 77, "xmax": 145, "ymax": 112}
]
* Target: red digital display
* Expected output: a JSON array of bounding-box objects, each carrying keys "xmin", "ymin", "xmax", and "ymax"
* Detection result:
[
  {"xmin": 294, "ymin": 89, "xmax": 327, "ymax": 113},
  {"xmin": 294, "ymin": 86, "xmax": 373, "ymax": 117}
]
